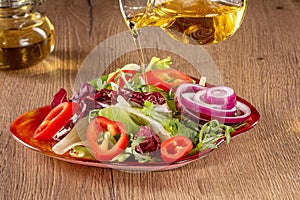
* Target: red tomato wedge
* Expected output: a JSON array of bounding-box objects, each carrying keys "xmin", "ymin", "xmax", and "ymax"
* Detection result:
[
  {"xmin": 107, "ymin": 70, "xmax": 137, "ymax": 88},
  {"xmin": 86, "ymin": 116, "xmax": 128, "ymax": 161},
  {"xmin": 10, "ymin": 105, "xmax": 52, "ymax": 140},
  {"xmin": 33, "ymin": 102, "xmax": 79, "ymax": 141},
  {"xmin": 160, "ymin": 136, "xmax": 193, "ymax": 163},
  {"xmin": 143, "ymin": 68, "xmax": 192, "ymax": 91}
]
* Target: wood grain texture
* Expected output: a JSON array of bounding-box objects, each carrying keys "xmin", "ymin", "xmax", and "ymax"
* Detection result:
[{"xmin": 0, "ymin": 0, "xmax": 299, "ymax": 199}]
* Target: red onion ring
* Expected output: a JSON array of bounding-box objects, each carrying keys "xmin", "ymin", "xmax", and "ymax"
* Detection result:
[
  {"xmin": 181, "ymin": 92, "xmax": 237, "ymax": 117},
  {"xmin": 203, "ymin": 86, "xmax": 236, "ymax": 109},
  {"xmin": 174, "ymin": 83, "xmax": 206, "ymax": 110},
  {"xmin": 192, "ymin": 89, "xmax": 234, "ymax": 110},
  {"xmin": 174, "ymin": 83, "xmax": 206, "ymax": 96},
  {"xmin": 181, "ymin": 101, "xmax": 251, "ymax": 124}
]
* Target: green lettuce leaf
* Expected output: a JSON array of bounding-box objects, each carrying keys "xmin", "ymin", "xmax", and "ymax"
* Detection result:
[
  {"xmin": 141, "ymin": 101, "xmax": 196, "ymax": 139},
  {"xmin": 98, "ymin": 106, "xmax": 141, "ymax": 134},
  {"xmin": 145, "ymin": 56, "xmax": 172, "ymax": 72}
]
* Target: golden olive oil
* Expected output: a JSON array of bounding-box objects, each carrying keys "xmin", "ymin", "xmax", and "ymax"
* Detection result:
[
  {"xmin": 0, "ymin": 7, "xmax": 55, "ymax": 69},
  {"xmin": 126, "ymin": 0, "xmax": 247, "ymax": 45}
]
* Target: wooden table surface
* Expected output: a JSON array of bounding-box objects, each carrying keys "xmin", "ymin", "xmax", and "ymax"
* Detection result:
[{"xmin": 1, "ymin": 0, "xmax": 299, "ymax": 199}]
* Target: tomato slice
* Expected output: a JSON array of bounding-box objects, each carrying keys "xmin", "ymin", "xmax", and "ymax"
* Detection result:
[
  {"xmin": 86, "ymin": 116, "xmax": 128, "ymax": 161},
  {"xmin": 160, "ymin": 136, "xmax": 193, "ymax": 163},
  {"xmin": 107, "ymin": 70, "xmax": 137, "ymax": 88},
  {"xmin": 33, "ymin": 102, "xmax": 79, "ymax": 141},
  {"xmin": 143, "ymin": 68, "xmax": 192, "ymax": 91},
  {"xmin": 10, "ymin": 106, "xmax": 52, "ymax": 143}
]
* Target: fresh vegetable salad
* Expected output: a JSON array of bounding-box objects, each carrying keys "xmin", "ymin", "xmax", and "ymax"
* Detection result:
[{"xmin": 22, "ymin": 57, "xmax": 252, "ymax": 163}]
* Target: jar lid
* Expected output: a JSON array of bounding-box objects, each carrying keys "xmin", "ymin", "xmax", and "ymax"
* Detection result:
[{"xmin": 0, "ymin": 0, "xmax": 46, "ymax": 8}]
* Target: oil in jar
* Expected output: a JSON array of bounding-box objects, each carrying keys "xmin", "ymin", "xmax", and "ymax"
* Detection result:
[{"xmin": 0, "ymin": 5, "xmax": 55, "ymax": 69}]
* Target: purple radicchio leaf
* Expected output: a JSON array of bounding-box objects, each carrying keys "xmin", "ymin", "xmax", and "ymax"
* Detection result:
[
  {"xmin": 70, "ymin": 83, "xmax": 111, "ymax": 117},
  {"xmin": 141, "ymin": 91, "xmax": 166, "ymax": 105},
  {"xmin": 50, "ymin": 88, "xmax": 68, "ymax": 109},
  {"xmin": 82, "ymin": 88, "xmax": 112, "ymax": 113},
  {"xmin": 110, "ymin": 88, "xmax": 166, "ymax": 106},
  {"xmin": 134, "ymin": 126, "xmax": 161, "ymax": 154},
  {"xmin": 70, "ymin": 82, "xmax": 96, "ymax": 102}
]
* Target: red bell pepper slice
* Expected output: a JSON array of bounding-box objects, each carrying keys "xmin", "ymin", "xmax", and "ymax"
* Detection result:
[
  {"xmin": 160, "ymin": 135, "xmax": 193, "ymax": 163},
  {"xmin": 86, "ymin": 116, "xmax": 128, "ymax": 161},
  {"xmin": 33, "ymin": 102, "xmax": 79, "ymax": 141},
  {"xmin": 143, "ymin": 68, "xmax": 192, "ymax": 91},
  {"xmin": 107, "ymin": 69, "xmax": 138, "ymax": 88}
]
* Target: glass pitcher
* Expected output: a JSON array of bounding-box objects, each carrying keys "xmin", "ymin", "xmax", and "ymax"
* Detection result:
[
  {"xmin": 0, "ymin": 0, "xmax": 55, "ymax": 69},
  {"xmin": 119, "ymin": 0, "xmax": 247, "ymax": 45}
]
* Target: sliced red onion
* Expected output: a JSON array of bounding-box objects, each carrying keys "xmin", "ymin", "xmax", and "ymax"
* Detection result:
[
  {"xmin": 174, "ymin": 83, "xmax": 251, "ymax": 124},
  {"xmin": 192, "ymin": 89, "xmax": 233, "ymax": 110},
  {"xmin": 203, "ymin": 86, "xmax": 236, "ymax": 109},
  {"xmin": 181, "ymin": 92, "xmax": 237, "ymax": 117},
  {"xmin": 174, "ymin": 83, "xmax": 206, "ymax": 97},
  {"xmin": 181, "ymin": 101, "xmax": 251, "ymax": 124},
  {"xmin": 221, "ymin": 101, "xmax": 251, "ymax": 123},
  {"xmin": 174, "ymin": 83, "xmax": 206, "ymax": 110}
]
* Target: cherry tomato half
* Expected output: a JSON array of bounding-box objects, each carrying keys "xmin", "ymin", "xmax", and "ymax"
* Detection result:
[
  {"xmin": 160, "ymin": 135, "xmax": 193, "ymax": 163},
  {"xmin": 10, "ymin": 106, "xmax": 52, "ymax": 142},
  {"xmin": 33, "ymin": 102, "xmax": 79, "ymax": 141},
  {"xmin": 143, "ymin": 68, "xmax": 192, "ymax": 91},
  {"xmin": 86, "ymin": 116, "xmax": 128, "ymax": 161}
]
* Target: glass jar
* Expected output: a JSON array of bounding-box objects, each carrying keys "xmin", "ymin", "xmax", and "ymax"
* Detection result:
[{"xmin": 0, "ymin": 0, "xmax": 55, "ymax": 69}]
